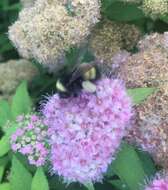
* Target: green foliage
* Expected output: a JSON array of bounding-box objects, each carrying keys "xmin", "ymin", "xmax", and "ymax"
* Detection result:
[
  {"xmin": 127, "ymin": 87, "xmax": 156, "ymax": 105},
  {"xmin": 110, "ymin": 142, "xmax": 156, "ymax": 190},
  {"xmin": 11, "ymin": 81, "xmax": 32, "ymax": 119},
  {"xmin": 110, "ymin": 180, "xmax": 129, "ymax": 190},
  {"xmin": 0, "ymin": 183, "xmax": 10, "ymax": 190},
  {"xmin": 10, "ymin": 156, "xmax": 32, "ymax": 190},
  {"xmin": 0, "ymin": 0, "xmax": 20, "ymax": 61},
  {"xmin": 0, "ymin": 100, "xmax": 11, "ymax": 127},
  {"xmin": 0, "ymin": 124, "xmax": 18, "ymax": 157},
  {"xmin": 0, "ymin": 81, "xmax": 32, "ymax": 157},
  {"xmin": 84, "ymin": 183, "xmax": 95, "ymax": 190},
  {"xmin": 102, "ymin": 1, "xmax": 145, "ymax": 22},
  {"xmin": 0, "ymin": 156, "xmax": 9, "ymax": 183},
  {"xmin": 31, "ymin": 168, "xmax": 49, "ymax": 190}
]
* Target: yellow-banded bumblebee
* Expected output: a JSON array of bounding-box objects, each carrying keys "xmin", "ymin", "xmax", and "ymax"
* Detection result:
[{"xmin": 56, "ymin": 62, "xmax": 100, "ymax": 98}]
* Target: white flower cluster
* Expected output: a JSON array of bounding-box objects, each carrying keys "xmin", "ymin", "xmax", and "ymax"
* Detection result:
[{"xmin": 9, "ymin": 0, "xmax": 101, "ymax": 65}]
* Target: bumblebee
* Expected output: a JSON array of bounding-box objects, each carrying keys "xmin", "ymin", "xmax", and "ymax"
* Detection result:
[{"xmin": 56, "ymin": 62, "xmax": 100, "ymax": 98}]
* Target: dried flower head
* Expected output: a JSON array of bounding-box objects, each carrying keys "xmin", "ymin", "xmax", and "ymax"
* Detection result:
[
  {"xmin": 99, "ymin": 50, "xmax": 130, "ymax": 79},
  {"xmin": 9, "ymin": 0, "xmax": 101, "ymax": 65},
  {"xmin": 89, "ymin": 20, "xmax": 141, "ymax": 64},
  {"xmin": 118, "ymin": 48, "xmax": 168, "ymax": 89},
  {"xmin": 0, "ymin": 59, "xmax": 38, "ymax": 100},
  {"xmin": 127, "ymin": 87, "xmax": 168, "ymax": 168},
  {"xmin": 141, "ymin": 0, "xmax": 168, "ymax": 20},
  {"xmin": 10, "ymin": 114, "xmax": 49, "ymax": 167},
  {"xmin": 138, "ymin": 32, "xmax": 168, "ymax": 52},
  {"xmin": 145, "ymin": 172, "xmax": 168, "ymax": 190},
  {"xmin": 42, "ymin": 78, "xmax": 132, "ymax": 183}
]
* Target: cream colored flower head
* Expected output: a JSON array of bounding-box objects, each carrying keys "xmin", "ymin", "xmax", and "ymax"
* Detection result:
[
  {"xmin": 89, "ymin": 20, "xmax": 141, "ymax": 64},
  {"xmin": 0, "ymin": 59, "xmax": 38, "ymax": 100},
  {"xmin": 141, "ymin": 0, "xmax": 168, "ymax": 19},
  {"xmin": 9, "ymin": 0, "xmax": 101, "ymax": 65}
]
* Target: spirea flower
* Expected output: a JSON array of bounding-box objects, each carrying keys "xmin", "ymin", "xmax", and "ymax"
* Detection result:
[
  {"xmin": 10, "ymin": 114, "xmax": 49, "ymax": 167},
  {"xmin": 127, "ymin": 87, "xmax": 168, "ymax": 168},
  {"xmin": 42, "ymin": 78, "xmax": 132, "ymax": 183},
  {"xmin": 145, "ymin": 173, "xmax": 168, "ymax": 190},
  {"xmin": 99, "ymin": 51, "xmax": 130, "ymax": 79},
  {"xmin": 118, "ymin": 48, "xmax": 168, "ymax": 89},
  {"xmin": 89, "ymin": 20, "xmax": 141, "ymax": 64},
  {"xmin": 0, "ymin": 59, "xmax": 38, "ymax": 101},
  {"xmin": 141, "ymin": 0, "xmax": 168, "ymax": 20},
  {"xmin": 9, "ymin": 0, "xmax": 101, "ymax": 65},
  {"xmin": 138, "ymin": 32, "xmax": 168, "ymax": 52}
]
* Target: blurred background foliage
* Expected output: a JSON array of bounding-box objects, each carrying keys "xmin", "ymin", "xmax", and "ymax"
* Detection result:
[{"xmin": 0, "ymin": 0, "xmax": 20, "ymax": 62}]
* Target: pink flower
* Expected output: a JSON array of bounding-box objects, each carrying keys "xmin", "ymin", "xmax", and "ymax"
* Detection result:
[
  {"xmin": 42, "ymin": 78, "xmax": 133, "ymax": 183},
  {"xmin": 145, "ymin": 173, "xmax": 168, "ymax": 190},
  {"xmin": 10, "ymin": 114, "xmax": 49, "ymax": 167}
]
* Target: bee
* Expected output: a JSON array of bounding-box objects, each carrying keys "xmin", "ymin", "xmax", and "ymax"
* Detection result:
[{"xmin": 56, "ymin": 62, "xmax": 100, "ymax": 98}]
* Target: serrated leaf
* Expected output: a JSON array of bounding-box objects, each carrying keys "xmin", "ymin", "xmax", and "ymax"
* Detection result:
[
  {"xmin": 0, "ymin": 124, "xmax": 18, "ymax": 157},
  {"xmin": 11, "ymin": 81, "xmax": 32, "ymax": 119},
  {"xmin": 111, "ymin": 143, "xmax": 146, "ymax": 190},
  {"xmin": 0, "ymin": 183, "xmax": 10, "ymax": 190},
  {"xmin": 127, "ymin": 87, "xmax": 156, "ymax": 105},
  {"xmin": 10, "ymin": 156, "xmax": 32, "ymax": 190},
  {"xmin": 31, "ymin": 167, "xmax": 49, "ymax": 190},
  {"xmin": 0, "ymin": 100, "xmax": 11, "ymax": 127},
  {"xmin": 0, "ymin": 156, "xmax": 9, "ymax": 182},
  {"xmin": 103, "ymin": 2, "xmax": 145, "ymax": 21}
]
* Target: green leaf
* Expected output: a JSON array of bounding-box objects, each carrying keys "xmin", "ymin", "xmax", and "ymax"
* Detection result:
[
  {"xmin": 0, "ymin": 124, "xmax": 18, "ymax": 157},
  {"xmin": 136, "ymin": 149, "xmax": 156, "ymax": 177},
  {"xmin": 3, "ymin": 3, "xmax": 21, "ymax": 11},
  {"xmin": 31, "ymin": 167, "xmax": 49, "ymax": 190},
  {"xmin": 0, "ymin": 136, "xmax": 10, "ymax": 157},
  {"xmin": 11, "ymin": 81, "xmax": 32, "ymax": 119},
  {"xmin": 0, "ymin": 100, "xmax": 11, "ymax": 127},
  {"xmin": 127, "ymin": 87, "xmax": 156, "ymax": 105},
  {"xmin": 102, "ymin": 2, "xmax": 145, "ymax": 21},
  {"xmin": 109, "ymin": 180, "xmax": 129, "ymax": 190},
  {"xmin": 0, "ymin": 156, "xmax": 9, "ymax": 182},
  {"xmin": 160, "ymin": 14, "xmax": 168, "ymax": 23},
  {"xmin": 0, "ymin": 183, "xmax": 10, "ymax": 190},
  {"xmin": 105, "ymin": 163, "xmax": 115, "ymax": 178},
  {"xmin": 10, "ymin": 156, "xmax": 32, "ymax": 190},
  {"xmin": 0, "ymin": 43, "xmax": 14, "ymax": 54},
  {"xmin": 111, "ymin": 143, "xmax": 146, "ymax": 190},
  {"xmin": 84, "ymin": 182, "xmax": 95, "ymax": 190}
]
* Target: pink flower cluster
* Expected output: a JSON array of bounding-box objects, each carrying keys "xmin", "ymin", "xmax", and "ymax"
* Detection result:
[
  {"xmin": 42, "ymin": 78, "xmax": 132, "ymax": 183},
  {"xmin": 145, "ymin": 174, "xmax": 168, "ymax": 190},
  {"xmin": 10, "ymin": 114, "xmax": 49, "ymax": 166}
]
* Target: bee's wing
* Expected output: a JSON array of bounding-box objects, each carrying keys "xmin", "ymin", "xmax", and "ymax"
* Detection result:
[{"xmin": 68, "ymin": 63, "xmax": 95, "ymax": 85}]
